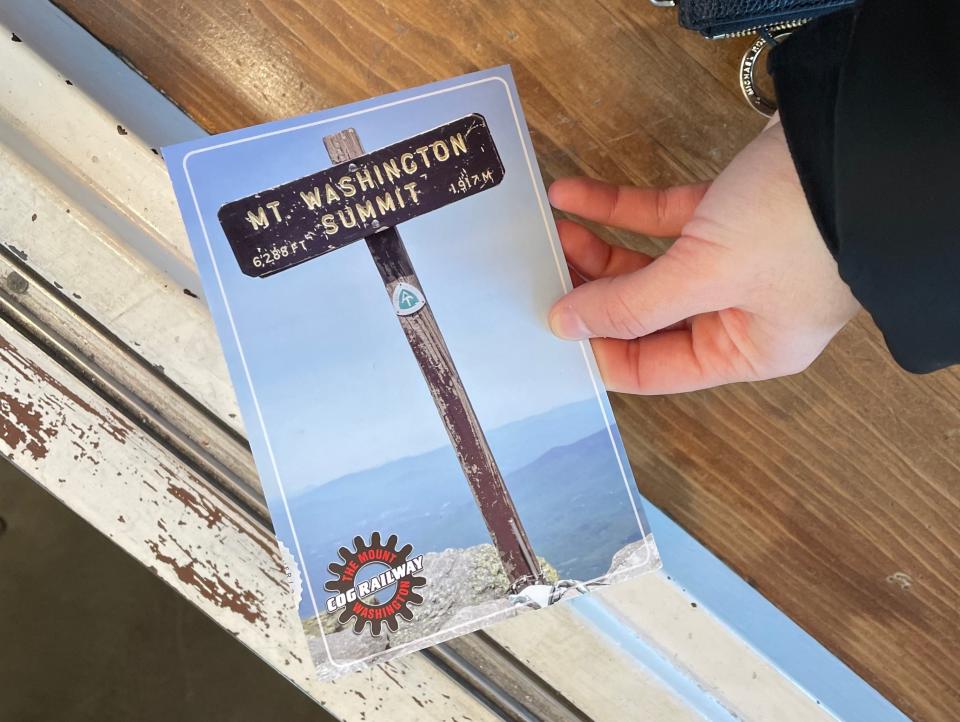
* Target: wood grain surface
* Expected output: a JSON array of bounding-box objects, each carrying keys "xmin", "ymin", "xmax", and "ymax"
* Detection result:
[{"xmin": 54, "ymin": 2, "xmax": 959, "ymax": 720}]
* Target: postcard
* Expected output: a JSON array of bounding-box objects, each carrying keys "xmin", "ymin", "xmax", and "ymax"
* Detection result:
[{"xmin": 163, "ymin": 66, "xmax": 659, "ymax": 680}]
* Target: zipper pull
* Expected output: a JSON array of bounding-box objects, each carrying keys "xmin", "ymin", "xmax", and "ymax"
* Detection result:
[{"xmin": 739, "ymin": 28, "xmax": 795, "ymax": 116}]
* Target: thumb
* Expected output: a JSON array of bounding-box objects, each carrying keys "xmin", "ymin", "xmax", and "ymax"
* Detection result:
[{"xmin": 549, "ymin": 249, "xmax": 725, "ymax": 340}]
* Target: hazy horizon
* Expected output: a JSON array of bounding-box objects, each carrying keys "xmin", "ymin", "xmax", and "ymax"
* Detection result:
[{"xmin": 276, "ymin": 395, "xmax": 603, "ymax": 502}]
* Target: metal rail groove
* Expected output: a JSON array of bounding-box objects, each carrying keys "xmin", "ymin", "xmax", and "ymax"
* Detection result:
[
  {"xmin": 0, "ymin": 244, "xmax": 270, "ymax": 527},
  {"xmin": 425, "ymin": 631, "xmax": 594, "ymax": 722}
]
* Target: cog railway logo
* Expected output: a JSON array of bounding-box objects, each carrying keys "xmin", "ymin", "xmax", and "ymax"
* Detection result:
[{"xmin": 323, "ymin": 532, "xmax": 426, "ymax": 636}]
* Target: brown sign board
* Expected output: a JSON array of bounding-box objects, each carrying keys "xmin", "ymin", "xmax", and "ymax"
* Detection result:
[{"xmin": 218, "ymin": 114, "xmax": 504, "ymax": 277}]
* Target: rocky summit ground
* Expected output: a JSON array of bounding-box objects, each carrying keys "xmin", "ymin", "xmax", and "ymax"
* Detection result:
[{"xmin": 306, "ymin": 536, "xmax": 658, "ymax": 680}]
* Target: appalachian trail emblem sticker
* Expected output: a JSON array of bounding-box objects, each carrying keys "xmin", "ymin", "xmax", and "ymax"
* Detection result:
[
  {"xmin": 391, "ymin": 281, "xmax": 426, "ymax": 316},
  {"xmin": 323, "ymin": 532, "xmax": 426, "ymax": 636}
]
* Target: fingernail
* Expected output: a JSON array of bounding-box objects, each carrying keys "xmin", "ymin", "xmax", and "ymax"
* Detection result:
[{"xmin": 549, "ymin": 305, "xmax": 590, "ymax": 340}]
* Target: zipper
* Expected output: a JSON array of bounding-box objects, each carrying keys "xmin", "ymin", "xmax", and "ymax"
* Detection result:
[
  {"xmin": 692, "ymin": 4, "xmax": 841, "ymax": 39},
  {"xmin": 710, "ymin": 17, "xmax": 810, "ymax": 40}
]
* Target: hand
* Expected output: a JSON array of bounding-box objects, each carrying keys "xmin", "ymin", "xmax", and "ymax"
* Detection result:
[{"xmin": 548, "ymin": 119, "xmax": 860, "ymax": 394}]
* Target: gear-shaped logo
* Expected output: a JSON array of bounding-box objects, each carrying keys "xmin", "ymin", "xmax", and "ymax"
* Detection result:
[{"xmin": 323, "ymin": 532, "xmax": 426, "ymax": 636}]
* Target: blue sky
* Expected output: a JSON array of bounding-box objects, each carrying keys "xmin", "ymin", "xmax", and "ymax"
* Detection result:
[{"xmin": 165, "ymin": 68, "xmax": 618, "ymax": 498}]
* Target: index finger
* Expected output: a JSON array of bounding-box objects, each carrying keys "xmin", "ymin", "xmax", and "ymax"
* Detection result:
[{"xmin": 549, "ymin": 177, "xmax": 709, "ymax": 238}]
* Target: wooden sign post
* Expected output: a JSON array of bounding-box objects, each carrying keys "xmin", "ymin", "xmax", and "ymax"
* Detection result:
[{"xmin": 218, "ymin": 115, "xmax": 543, "ymax": 591}]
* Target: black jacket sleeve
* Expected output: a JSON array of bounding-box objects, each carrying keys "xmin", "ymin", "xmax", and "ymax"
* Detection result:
[{"xmin": 769, "ymin": 0, "xmax": 960, "ymax": 373}]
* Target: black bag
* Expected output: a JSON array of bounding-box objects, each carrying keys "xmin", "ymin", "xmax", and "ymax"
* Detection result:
[
  {"xmin": 669, "ymin": 0, "xmax": 858, "ymax": 39},
  {"xmin": 651, "ymin": 0, "xmax": 858, "ymax": 113}
]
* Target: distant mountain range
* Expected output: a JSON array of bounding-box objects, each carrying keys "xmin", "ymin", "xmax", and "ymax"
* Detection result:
[{"xmin": 287, "ymin": 399, "xmax": 646, "ymax": 615}]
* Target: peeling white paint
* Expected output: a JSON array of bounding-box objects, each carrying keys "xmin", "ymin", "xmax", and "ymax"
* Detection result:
[
  {"xmin": 0, "ymin": 321, "xmax": 312, "ymax": 680},
  {"xmin": 0, "ymin": 29, "xmax": 244, "ymax": 434}
]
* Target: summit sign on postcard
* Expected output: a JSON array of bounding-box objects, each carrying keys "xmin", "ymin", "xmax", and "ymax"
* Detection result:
[{"xmin": 218, "ymin": 114, "xmax": 504, "ymax": 277}]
